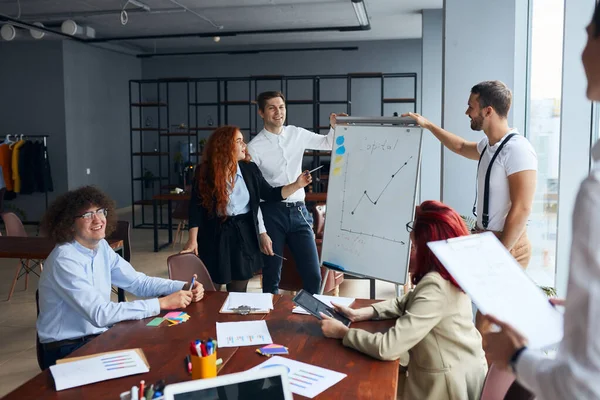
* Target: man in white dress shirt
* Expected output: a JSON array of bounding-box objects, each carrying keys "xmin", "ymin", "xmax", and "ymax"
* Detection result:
[
  {"xmin": 247, "ymin": 91, "xmax": 345, "ymax": 294},
  {"xmin": 483, "ymin": 5, "xmax": 600, "ymax": 399}
]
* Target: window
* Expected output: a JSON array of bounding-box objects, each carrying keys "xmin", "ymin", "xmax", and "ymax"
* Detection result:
[{"xmin": 525, "ymin": 0, "xmax": 565, "ymax": 288}]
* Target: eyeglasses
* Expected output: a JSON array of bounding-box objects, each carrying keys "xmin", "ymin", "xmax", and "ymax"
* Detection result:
[
  {"xmin": 76, "ymin": 208, "xmax": 108, "ymax": 220},
  {"xmin": 406, "ymin": 220, "xmax": 414, "ymax": 232}
]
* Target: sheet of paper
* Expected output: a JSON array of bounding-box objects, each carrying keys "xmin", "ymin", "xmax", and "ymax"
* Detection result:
[
  {"xmin": 428, "ymin": 232, "xmax": 563, "ymax": 349},
  {"xmin": 292, "ymin": 294, "xmax": 355, "ymax": 315},
  {"xmin": 224, "ymin": 292, "xmax": 273, "ymax": 311},
  {"xmin": 50, "ymin": 349, "xmax": 149, "ymax": 391},
  {"xmin": 252, "ymin": 356, "xmax": 346, "ymax": 399},
  {"xmin": 216, "ymin": 320, "xmax": 273, "ymax": 348}
]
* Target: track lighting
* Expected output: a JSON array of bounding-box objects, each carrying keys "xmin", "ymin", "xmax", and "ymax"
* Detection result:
[
  {"xmin": 0, "ymin": 24, "xmax": 16, "ymax": 41},
  {"xmin": 30, "ymin": 22, "xmax": 45, "ymax": 39},
  {"xmin": 61, "ymin": 20, "xmax": 96, "ymax": 38}
]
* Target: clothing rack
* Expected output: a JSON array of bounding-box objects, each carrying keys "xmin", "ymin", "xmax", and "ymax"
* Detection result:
[{"xmin": 2, "ymin": 134, "xmax": 51, "ymax": 215}]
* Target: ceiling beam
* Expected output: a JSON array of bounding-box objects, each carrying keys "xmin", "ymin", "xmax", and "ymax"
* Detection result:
[{"xmin": 137, "ymin": 46, "xmax": 359, "ymax": 58}]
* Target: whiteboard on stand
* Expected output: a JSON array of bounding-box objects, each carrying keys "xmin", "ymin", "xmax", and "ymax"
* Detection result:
[{"xmin": 321, "ymin": 123, "xmax": 422, "ymax": 284}]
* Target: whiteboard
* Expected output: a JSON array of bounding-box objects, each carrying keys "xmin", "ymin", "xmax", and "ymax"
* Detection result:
[{"xmin": 321, "ymin": 124, "xmax": 422, "ymax": 284}]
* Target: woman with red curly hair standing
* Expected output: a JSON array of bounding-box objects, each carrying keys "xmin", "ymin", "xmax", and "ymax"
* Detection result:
[
  {"xmin": 319, "ymin": 201, "xmax": 487, "ymax": 400},
  {"xmin": 182, "ymin": 126, "xmax": 311, "ymax": 292}
]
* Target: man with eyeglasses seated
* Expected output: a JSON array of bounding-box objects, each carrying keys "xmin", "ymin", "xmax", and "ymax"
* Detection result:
[{"xmin": 36, "ymin": 186, "xmax": 204, "ymax": 369}]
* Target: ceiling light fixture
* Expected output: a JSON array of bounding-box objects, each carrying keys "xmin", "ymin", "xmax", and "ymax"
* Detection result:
[
  {"xmin": 61, "ymin": 20, "xmax": 95, "ymax": 38},
  {"xmin": 0, "ymin": 23, "xmax": 16, "ymax": 41},
  {"xmin": 351, "ymin": 0, "xmax": 370, "ymax": 28},
  {"xmin": 30, "ymin": 22, "xmax": 45, "ymax": 39},
  {"xmin": 128, "ymin": 0, "xmax": 151, "ymax": 12}
]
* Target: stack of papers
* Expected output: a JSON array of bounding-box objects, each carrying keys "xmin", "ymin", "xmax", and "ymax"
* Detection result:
[
  {"xmin": 216, "ymin": 320, "xmax": 273, "ymax": 348},
  {"xmin": 256, "ymin": 344, "xmax": 289, "ymax": 357},
  {"xmin": 221, "ymin": 292, "xmax": 274, "ymax": 313},
  {"xmin": 253, "ymin": 356, "xmax": 346, "ymax": 399},
  {"xmin": 292, "ymin": 295, "xmax": 355, "ymax": 315},
  {"xmin": 164, "ymin": 311, "xmax": 190, "ymax": 326},
  {"xmin": 50, "ymin": 349, "xmax": 149, "ymax": 391}
]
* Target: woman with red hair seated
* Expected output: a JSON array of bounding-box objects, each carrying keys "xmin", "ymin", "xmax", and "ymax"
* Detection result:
[{"xmin": 320, "ymin": 200, "xmax": 487, "ymax": 400}]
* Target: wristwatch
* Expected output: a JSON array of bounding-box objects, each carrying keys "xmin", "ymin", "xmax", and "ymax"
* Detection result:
[{"xmin": 509, "ymin": 346, "xmax": 527, "ymax": 373}]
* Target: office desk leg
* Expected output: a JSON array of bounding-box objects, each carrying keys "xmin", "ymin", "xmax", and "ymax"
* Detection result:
[
  {"xmin": 168, "ymin": 200, "xmax": 173, "ymax": 244},
  {"xmin": 153, "ymin": 199, "xmax": 159, "ymax": 252}
]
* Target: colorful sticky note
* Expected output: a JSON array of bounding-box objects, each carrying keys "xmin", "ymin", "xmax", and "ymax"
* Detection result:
[
  {"xmin": 147, "ymin": 317, "xmax": 164, "ymax": 327},
  {"xmin": 164, "ymin": 311, "xmax": 184, "ymax": 319}
]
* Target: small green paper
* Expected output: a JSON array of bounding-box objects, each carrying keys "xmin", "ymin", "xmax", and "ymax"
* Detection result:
[{"xmin": 147, "ymin": 317, "xmax": 164, "ymax": 327}]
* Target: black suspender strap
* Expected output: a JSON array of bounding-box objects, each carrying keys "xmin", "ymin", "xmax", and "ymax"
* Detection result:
[{"xmin": 472, "ymin": 133, "xmax": 517, "ymax": 229}]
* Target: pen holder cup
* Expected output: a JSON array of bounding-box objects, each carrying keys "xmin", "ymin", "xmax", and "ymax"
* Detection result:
[{"xmin": 191, "ymin": 352, "xmax": 217, "ymax": 379}]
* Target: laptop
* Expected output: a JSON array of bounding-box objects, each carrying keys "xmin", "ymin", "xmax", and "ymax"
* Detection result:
[{"xmin": 163, "ymin": 366, "xmax": 293, "ymax": 400}]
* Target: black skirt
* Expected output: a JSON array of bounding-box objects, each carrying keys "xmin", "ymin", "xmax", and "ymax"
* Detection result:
[{"xmin": 199, "ymin": 211, "xmax": 263, "ymax": 284}]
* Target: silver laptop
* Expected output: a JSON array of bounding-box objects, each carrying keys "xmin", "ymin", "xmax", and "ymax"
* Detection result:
[{"xmin": 163, "ymin": 366, "xmax": 293, "ymax": 400}]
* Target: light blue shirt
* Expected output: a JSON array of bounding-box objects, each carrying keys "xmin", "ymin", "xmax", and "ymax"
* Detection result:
[
  {"xmin": 226, "ymin": 163, "xmax": 251, "ymax": 216},
  {"xmin": 37, "ymin": 239, "xmax": 186, "ymax": 343}
]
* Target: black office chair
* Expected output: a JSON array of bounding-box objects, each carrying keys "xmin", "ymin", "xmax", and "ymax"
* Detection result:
[
  {"xmin": 107, "ymin": 221, "xmax": 132, "ymax": 302},
  {"xmin": 35, "ymin": 290, "xmax": 45, "ymax": 370}
]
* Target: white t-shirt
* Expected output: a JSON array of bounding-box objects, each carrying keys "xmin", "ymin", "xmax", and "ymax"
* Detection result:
[{"xmin": 475, "ymin": 130, "xmax": 537, "ymax": 231}]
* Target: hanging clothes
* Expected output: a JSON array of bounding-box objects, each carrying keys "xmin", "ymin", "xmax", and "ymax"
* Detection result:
[
  {"xmin": 11, "ymin": 139, "xmax": 25, "ymax": 193},
  {"xmin": 0, "ymin": 143, "xmax": 14, "ymax": 192},
  {"xmin": 19, "ymin": 141, "xmax": 35, "ymax": 195},
  {"xmin": 33, "ymin": 141, "xmax": 53, "ymax": 193}
]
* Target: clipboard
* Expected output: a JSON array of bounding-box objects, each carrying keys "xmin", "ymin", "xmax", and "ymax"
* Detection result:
[
  {"xmin": 427, "ymin": 232, "xmax": 563, "ymax": 349},
  {"xmin": 56, "ymin": 348, "xmax": 150, "ymax": 368},
  {"xmin": 219, "ymin": 293, "xmax": 273, "ymax": 315}
]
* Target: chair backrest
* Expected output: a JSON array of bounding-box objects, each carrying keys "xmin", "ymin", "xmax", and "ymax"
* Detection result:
[
  {"xmin": 172, "ymin": 200, "xmax": 189, "ymax": 221},
  {"xmin": 480, "ymin": 364, "xmax": 516, "ymax": 400},
  {"xmin": 312, "ymin": 204, "xmax": 326, "ymax": 239},
  {"xmin": 107, "ymin": 221, "xmax": 131, "ymax": 262},
  {"xmin": 1, "ymin": 212, "xmax": 27, "ymax": 237},
  {"xmin": 167, "ymin": 253, "xmax": 216, "ymax": 291},
  {"xmin": 35, "ymin": 290, "xmax": 44, "ymax": 370}
]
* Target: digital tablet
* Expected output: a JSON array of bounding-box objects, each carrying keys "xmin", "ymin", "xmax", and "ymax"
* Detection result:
[{"xmin": 292, "ymin": 290, "xmax": 352, "ymax": 327}]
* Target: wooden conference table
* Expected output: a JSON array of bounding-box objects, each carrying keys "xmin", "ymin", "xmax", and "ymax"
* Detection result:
[
  {"xmin": 4, "ymin": 291, "xmax": 399, "ymax": 399},
  {"xmin": 152, "ymin": 192, "xmax": 328, "ymax": 252}
]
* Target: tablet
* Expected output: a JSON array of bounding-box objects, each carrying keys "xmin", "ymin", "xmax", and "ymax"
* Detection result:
[
  {"xmin": 292, "ymin": 290, "xmax": 352, "ymax": 327},
  {"xmin": 163, "ymin": 366, "xmax": 293, "ymax": 400}
]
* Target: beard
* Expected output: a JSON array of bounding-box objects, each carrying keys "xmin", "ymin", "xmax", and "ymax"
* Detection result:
[{"xmin": 470, "ymin": 114, "xmax": 484, "ymax": 131}]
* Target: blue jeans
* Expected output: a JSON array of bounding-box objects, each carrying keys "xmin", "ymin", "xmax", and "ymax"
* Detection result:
[{"xmin": 261, "ymin": 202, "xmax": 321, "ymax": 294}]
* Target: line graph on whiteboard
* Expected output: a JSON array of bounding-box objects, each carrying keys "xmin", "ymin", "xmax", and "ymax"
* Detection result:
[{"xmin": 340, "ymin": 150, "xmax": 415, "ymax": 244}]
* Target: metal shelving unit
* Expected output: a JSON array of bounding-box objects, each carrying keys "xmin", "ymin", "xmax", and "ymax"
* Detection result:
[{"xmin": 129, "ymin": 72, "xmax": 417, "ymax": 229}]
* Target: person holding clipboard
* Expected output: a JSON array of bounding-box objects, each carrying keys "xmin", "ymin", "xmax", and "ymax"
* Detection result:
[
  {"xmin": 483, "ymin": 5, "xmax": 600, "ymax": 399},
  {"xmin": 319, "ymin": 201, "xmax": 487, "ymax": 400},
  {"xmin": 182, "ymin": 126, "xmax": 312, "ymax": 292}
]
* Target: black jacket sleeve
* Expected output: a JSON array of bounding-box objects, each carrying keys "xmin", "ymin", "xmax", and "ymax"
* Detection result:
[{"xmin": 250, "ymin": 162, "xmax": 284, "ymax": 202}]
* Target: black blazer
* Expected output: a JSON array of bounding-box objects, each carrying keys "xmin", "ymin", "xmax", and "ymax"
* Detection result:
[{"xmin": 188, "ymin": 161, "xmax": 284, "ymax": 265}]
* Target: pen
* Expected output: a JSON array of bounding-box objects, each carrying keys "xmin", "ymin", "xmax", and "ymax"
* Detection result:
[
  {"xmin": 306, "ymin": 165, "xmax": 324, "ymax": 174},
  {"xmin": 190, "ymin": 341, "xmax": 198, "ymax": 356},
  {"xmin": 272, "ymin": 253, "xmax": 287, "ymax": 261},
  {"xmin": 206, "ymin": 340, "xmax": 213, "ymax": 355},
  {"xmin": 185, "ymin": 355, "xmax": 192, "ymax": 374},
  {"xmin": 140, "ymin": 380, "xmax": 145, "ymax": 397},
  {"xmin": 131, "ymin": 386, "xmax": 139, "ymax": 400},
  {"xmin": 200, "ymin": 342, "xmax": 208, "ymax": 357}
]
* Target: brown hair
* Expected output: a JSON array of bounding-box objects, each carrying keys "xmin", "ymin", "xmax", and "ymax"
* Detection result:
[
  {"xmin": 196, "ymin": 126, "xmax": 250, "ymax": 219},
  {"xmin": 470, "ymin": 80, "xmax": 512, "ymax": 118},
  {"xmin": 41, "ymin": 186, "xmax": 116, "ymax": 243},
  {"xmin": 257, "ymin": 91, "xmax": 286, "ymax": 111}
]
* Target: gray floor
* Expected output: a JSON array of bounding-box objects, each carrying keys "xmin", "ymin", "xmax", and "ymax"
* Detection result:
[{"xmin": 0, "ymin": 208, "xmax": 398, "ymax": 397}]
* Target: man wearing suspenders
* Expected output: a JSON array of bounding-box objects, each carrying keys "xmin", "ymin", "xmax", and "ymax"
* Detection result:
[
  {"xmin": 404, "ymin": 80, "xmax": 537, "ymax": 267},
  {"xmin": 404, "ymin": 81, "xmax": 538, "ymax": 337}
]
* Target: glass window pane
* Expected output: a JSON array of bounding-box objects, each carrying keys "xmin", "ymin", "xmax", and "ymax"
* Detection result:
[{"xmin": 526, "ymin": 0, "xmax": 565, "ymax": 288}]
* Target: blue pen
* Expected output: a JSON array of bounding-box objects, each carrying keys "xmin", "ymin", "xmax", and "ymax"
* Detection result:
[
  {"xmin": 206, "ymin": 340, "xmax": 213, "ymax": 355},
  {"xmin": 189, "ymin": 276, "xmax": 196, "ymax": 290}
]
